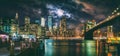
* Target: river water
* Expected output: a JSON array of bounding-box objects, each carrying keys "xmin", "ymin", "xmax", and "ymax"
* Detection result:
[{"xmin": 41, "ymin": 39, "xmax": 120, "ymax": 56}]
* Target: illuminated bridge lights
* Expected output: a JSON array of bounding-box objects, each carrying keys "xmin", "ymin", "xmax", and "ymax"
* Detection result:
[
  {"xmin": 86, "ymin": 8, "xmax": 120, "ymax": 32},
  {"xmin": 107, "ymin": 37, "xmax": 120, "ymax": 44},
  {"xmin": 108, "ymin": 16, "xmax": 111, "ymax": 18},
  {"xmin": 112, "ymin": 12, "xmax": 114, "ymax": 15},
  {"xmin": 112, "ymin": 7, "xmax": 120, "ymax": 15},
  {"xmin": 116, "ymin": 8, "xmax": 119, "ymax": 10},
  {"xmin": 117, "ymin": 13, "xmax": 120, "ymax": 15}
]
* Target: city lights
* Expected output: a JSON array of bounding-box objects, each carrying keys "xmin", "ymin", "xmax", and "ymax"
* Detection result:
[{"xmin": 0, "ymin": 1, "xmax": 120, "ymax": 56}]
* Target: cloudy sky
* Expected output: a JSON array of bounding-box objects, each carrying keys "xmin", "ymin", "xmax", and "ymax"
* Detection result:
[{"xmin": 0, "ymin": 0, "xmax": 120, "ymax": 31}]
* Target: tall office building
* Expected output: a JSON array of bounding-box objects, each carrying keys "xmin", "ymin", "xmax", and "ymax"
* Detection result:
[
  {"xmin": 41, "ymin": 17, "xmax": 46, "ymax": 37},
  {"xmin": 15, "ymin": 13, "xmax": 18, "ymax": 19},
  {"xmin": 25, "ymin": 16, "xmax": 30, "ymax": 24},
  {"xmin": 29, "ymin": 23, "xmax": 39, "ymax": 37},
  {"xmin": 11, "ymin": 19, "xmax": 17, "ymax": 36},
  {"xmin": 11, "ymin": 13, "xmax": 19, "ymax": 36},
  {"xmin": 24, "ymin": 16, "xmax": 30, "ymax": 34},
  {"xmin": 0, "ymin": 18, "xmax": 13, "ymax": 34},
  {"xmin": 107, "ymin": 25, "xmax": 114, "ymax": 37},
  {"xmin": 16, "ymin": 13, "xmax": 19, "ymax": 35},
  {"xmin": 59, "ymin": 16, "xmax": 67, "ymax": 37},
  {"xmin": 53, "ymin": 23, "xmax": 58, "ymax": 37},
  {"xmin": 53, "ymin": 23, "xmax": 58, "ymax": 30},
  {"xmin": 41, "ymin": 17, "xmax": 45, "ymax": 27},
  {"xmin": 0, "ymin": 18, "xmax": 11, "ymax": 34},
  {"xmin": 48, "ymin": 16, "xmax": 53, "ymax": 35}
]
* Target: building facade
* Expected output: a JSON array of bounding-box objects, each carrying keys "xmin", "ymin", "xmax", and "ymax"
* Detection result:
[{"xmin": 59, "ymin": 17, "xmax": 67, "ymax": 37}]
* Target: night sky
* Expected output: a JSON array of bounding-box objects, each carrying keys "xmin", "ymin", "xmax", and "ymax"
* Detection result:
[{"xmin": 0, "ymin": 0, "xmax": 120, "ymax": 31}]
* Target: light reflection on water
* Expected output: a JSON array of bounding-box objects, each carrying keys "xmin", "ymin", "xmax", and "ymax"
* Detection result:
[{"xmin": 43, "ymin": 39, "xmax": 120, "ymax": 56}]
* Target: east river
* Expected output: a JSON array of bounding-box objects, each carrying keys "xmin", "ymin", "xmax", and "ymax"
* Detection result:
[
  {"xmin": 42, "ymin": 39, "xmax": 120, "ymax": 56},
  {"xmin": 0, "ymin": 39, "xmax": 120, "ymax": 56}
]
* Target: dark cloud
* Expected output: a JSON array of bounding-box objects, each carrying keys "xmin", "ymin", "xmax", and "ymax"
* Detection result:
[{"xmin": 81, "ymin": 0, "xmax": 120, "ymax": 8}]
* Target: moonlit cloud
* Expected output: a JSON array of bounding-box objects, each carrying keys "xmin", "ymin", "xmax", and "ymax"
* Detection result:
[
  {"xmin": 56, "ymin": 9, "xmax": 64, "ymax": 16},
  {"xmin": 65, "ymin": 13, "xmax": 71, "ymax": 18},
  {"xmin": 46, "ymin": 4, "xmax": 72, "ymax": 18}
]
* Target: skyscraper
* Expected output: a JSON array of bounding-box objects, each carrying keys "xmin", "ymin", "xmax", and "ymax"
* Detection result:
[
  {"xmin": 59, "ymin": 16, "xmax": 67, "ymax": 37},
  {"xmin": 25, "ymin": 16, "xmax": 30, "ymax": 24},
  {"xmin": 41, "ymin": 17, "xmax": 46, "ymax": 37},
  {"xmin": 11, "ymin": 19, "xmax": 17, "ymax": 36},
  {"xmin": 41, "ymin": 17, "xmax": 45, "ymax": 27},
  {"xmin": 11, "ymin": 13, "xmax": 19, "ymax": 36},
  {"xmin": 2, "ymin": 18, "xmax": 11, "ymax": 34},
  {"xmin": 24, "ymin": 16, "xmax": 30, "ymax": 34},
  {"xmin": 48, "ymin": 16, "xmax": 53, "ymax": 35},
  {"xmin": 107, "ymin": 25, "xmax": 114, "ymax": 37}
]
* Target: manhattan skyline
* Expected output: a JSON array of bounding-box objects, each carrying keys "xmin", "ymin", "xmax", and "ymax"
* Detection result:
[{"xmin": 0, "ymin": 0, "xmax": 120, "ymax": 32}]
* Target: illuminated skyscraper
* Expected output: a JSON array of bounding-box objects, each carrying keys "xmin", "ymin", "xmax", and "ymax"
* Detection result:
[
  {"xmin": 25, "ymin": 16, "xmax": 30, "ymax": 24},
  {"xmin": 1, "ymin": 18, "xmax": 11, "ymax": 34},
  {"xmin": 15, "ymin": 13, "xmax": 18, "ymax": 19},
  {"xmin": 24, "ymin": 16, "xmax": 30, "ymax": 34},
  {"xmin": 53, "ymin": 23, "xmax": 58, "ymax": 30},
  {"xmin": 41, "ymin": 17, "xmax": 45, "ymax": 27},
  {"xmin": 11, "ymin": 19, "xmax": 17, "ymax": 35},
  {"xmin": 16, "ymin": 13, "xmax": 19, "ymax": 35},
  {"xmin": 29, "ymin": 23, "xmax": 39, "ymax": 37},
  {"xmin": 48, "ymin": 16, "xmax": 53, "ymax": 35},
  {"xmin": 59, "ymin": 16, "xmax": 67, "ymax": 37},
  {"xmin": 41, "ymin": 17, "xmax": 46, "ymax": 37},
  {"xmin": 53, "ymin": 23, "xmax": 58, "ymax": 37},
  {"xmin": 107, "ymin": 25, "xmax": 114, "ymax": 37},
  {"xmin": 11, "ymin": 13, "xmax": 19, "ymax": 36}
]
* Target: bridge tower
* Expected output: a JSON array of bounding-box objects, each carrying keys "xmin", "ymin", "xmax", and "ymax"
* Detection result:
[
  {"xmin": 84, "ymin": 20, "xmax": 96, "ymax": 40},
  {"xmin": 11, "ymin": 13, "xmax": 19, "ymax": 36}
]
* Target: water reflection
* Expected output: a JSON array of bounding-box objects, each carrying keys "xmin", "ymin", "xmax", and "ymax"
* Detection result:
[{"xmin": 43, "ymin": 39, "xmax": 120, "ymax": 56}]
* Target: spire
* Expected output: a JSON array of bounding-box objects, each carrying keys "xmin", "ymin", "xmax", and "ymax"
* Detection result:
[{"xmin": 15, "ymin": 13, "xmax": 18, "ymax": 19}]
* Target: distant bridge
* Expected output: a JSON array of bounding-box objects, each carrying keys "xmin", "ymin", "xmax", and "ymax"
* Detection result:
[{"xmin": 84, "ymin": 9, "xmax": 120, "ymax": 40}]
